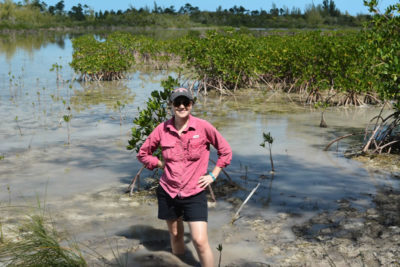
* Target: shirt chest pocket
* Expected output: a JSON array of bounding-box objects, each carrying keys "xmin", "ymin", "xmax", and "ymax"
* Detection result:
[
  {"xmin": 161, "ymin": 140, "xmax": 177, "ymax": 162},
  {"xmin": 188, "ymin": 139, "xmax": 205, "ymax": 161}
]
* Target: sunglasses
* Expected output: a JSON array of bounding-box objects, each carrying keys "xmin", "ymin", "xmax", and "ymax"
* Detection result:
[{"xmin": 173, "ymin": 98, "xmax": 191, "ymax": 107}]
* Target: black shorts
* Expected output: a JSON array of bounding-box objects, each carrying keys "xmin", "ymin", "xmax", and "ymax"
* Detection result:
[{"xmin": 156, "ymin": 185, "xmax": 208, "ymax": 222}]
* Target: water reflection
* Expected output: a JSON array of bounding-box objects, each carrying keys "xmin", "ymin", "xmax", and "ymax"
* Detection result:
[
  {"xmin": 0, "ymin": 32, "xmax": 68, "ymax": 60},
  {"xmin": 0, "ymin": 28, "xmax": 196, "ymax": 61},
  {"xmin": 70, "ymin": 81, "xmax": 135, "ymax": 112}
]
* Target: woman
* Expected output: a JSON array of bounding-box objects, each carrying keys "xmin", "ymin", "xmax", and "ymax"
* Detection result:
[{"xmin": 137, "ymin": 87, "xmax": 232, "ymax": 267}]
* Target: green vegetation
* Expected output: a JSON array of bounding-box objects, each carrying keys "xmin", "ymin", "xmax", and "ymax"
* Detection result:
[
  {"xmin": 114, "ymin": 100, "xmax": 126, "ymax": 126},
  {"xmin": 63, "ymin": 106, "xmax": 71, "ymax": 145},
  {"xmin": 216, "ymin": 244, "xmax": 223, "ymax": 267},
  {"xmin": 260, "ymin": 132, "xmax": 275, "ymax": 172},
  {"xmin": 14, "ymin": 116, "xmax": 22, "ymax": 136},
  {"xmin": 0, "ymin": 0, "xmax": 372, "ymax": 30},
  {"xmin": 50, "ymin": 62, "xmax": 63, "ymax": 82},
  {"xmin": 126, "ymin": 76, "xmax": 178, "ymax": 194},
  {"xmin": 0, "ymin": 213, "xmax": 86, "ymax": 266},
  {"xmin": 70, "ymin": 32, "xmax": 135, "ymax": 81},
  {"xmin": 71, "ymin": 28, "xmax": 387, "ymax": 107},
  {"xmin": 360, "ymin": 0, "xmax": 400, "ymax": 154},
  {"xmin": 127, "ymin": 76, "xmax": 178, "ymax": 153},
  {"xmin": 362, "ymin": 0, "xmax": 400, "ymax": 108},
  {"xmin": 182, "ymin": 29, "xmax": 258, "ymax": 92}
]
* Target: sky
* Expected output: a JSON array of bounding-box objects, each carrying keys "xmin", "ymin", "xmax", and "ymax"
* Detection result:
[{"xmin": 40, "ymin": 0, "xmax": 398, "ymax": 15}]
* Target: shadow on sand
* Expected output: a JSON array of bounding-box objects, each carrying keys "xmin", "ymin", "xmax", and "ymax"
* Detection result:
[{"xmin": 116, "ymin": 224, "xmax": 199, "ymax": 266}]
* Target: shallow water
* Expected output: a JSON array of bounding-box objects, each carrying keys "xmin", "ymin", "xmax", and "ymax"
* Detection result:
[{"xmin": 1, "ymin": 33, "xmax": 399, "ymax": 265}]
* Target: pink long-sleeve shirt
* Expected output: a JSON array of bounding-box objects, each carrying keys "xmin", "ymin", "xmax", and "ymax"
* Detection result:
[{"xmin": 137, "ymin": 115, "xmax": 232, "ymax": 198}]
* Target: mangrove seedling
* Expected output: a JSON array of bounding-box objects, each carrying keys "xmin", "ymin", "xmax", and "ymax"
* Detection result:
[
  {"xmin": 63, "ymin": 106, "xmax": 72, "ymax": 145},
  {"xmin": 7, "ymin": 185, "xmax": 11, "ymax": 205},
  {"xmin": 50, "ymin": 62, "xmax": 63, "ymax": 83},
  {"xmin": 314, "ymin": 101, "xmax": 329, "ymax": 128},
  {"xmin": 0, "ymin": 222, "xmax": 4, "ymax": 243},
  {"xmin": 114, "ymin": 100, "xmax": 126, "ymax": 126},
  {"xmin": 260, "ymin": 132, "xmax": 275, "ymax": 173},
  {"xmin": 37, "ymin": 91, "xmax": 41, "ymax": 107},
  {"xmin": 15, "ymin": 116, "xmax": 22, "ymax": 136},
  {"xmin": 216, "ymin": 244, "xmax": 223, "ymax": 267}
]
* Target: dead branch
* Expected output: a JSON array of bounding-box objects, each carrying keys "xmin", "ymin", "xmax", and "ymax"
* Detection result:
[
  {"xmin": 231, "ymin": 182, "xmax": 261, "ymax": 224},
  {"xmin": 208, "ymin": 185, "xmax": 216, "ymax": 202},
  {"xmin": 128, "ymin": 165, "xmax": 145, "ymax": 196}
]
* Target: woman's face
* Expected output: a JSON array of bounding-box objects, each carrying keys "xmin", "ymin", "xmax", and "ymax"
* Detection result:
[{"xmin": 172, "ymin": 96, "xmax": 192, "ymax": 119}]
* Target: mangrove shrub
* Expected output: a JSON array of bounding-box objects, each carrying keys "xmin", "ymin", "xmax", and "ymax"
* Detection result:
[
  {"xmin": 70, "ymin": 32, "xmax": 134, "ymax": 81},
  {"xmin": 127, "ymin": 76, "xmax": 179, "ymax": 153}
]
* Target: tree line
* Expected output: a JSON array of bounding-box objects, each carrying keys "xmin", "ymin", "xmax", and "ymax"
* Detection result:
[{"xmin": 0, "ymin": 0, "xmax": 373, "ymax": 29}]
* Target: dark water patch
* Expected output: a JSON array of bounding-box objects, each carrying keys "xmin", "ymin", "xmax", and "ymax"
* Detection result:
[{"xmin": 222, "ymin": 152, "xmax": 375, "ymax": 213}]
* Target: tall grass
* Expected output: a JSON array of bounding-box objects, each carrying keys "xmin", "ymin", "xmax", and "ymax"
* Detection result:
[{"xmin": 0, "ymin": 213, "xmax": 87, "ymax": 266}]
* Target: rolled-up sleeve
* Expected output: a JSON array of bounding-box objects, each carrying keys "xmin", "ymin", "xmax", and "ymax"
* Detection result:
[
  {"xmin": 137, "ymin": 124, "xmax": 161, "ymax": 170},
  {"xmin": 205, "ymin": 122, "xmax": 232, "ymax": 168}
]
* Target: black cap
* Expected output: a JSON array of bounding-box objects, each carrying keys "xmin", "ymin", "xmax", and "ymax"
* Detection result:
[{"xmin": 170, "ymin": 87, "xmax": 194, "ymax": 102}]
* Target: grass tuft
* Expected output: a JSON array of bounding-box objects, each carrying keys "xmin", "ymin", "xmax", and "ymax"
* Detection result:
[{"xmin": 0, "ymin": 214, "xmax": 87, "ymax": 266}]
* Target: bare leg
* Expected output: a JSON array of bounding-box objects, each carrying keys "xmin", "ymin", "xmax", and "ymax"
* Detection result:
[
  {"xmin": 188, "ymin": 221, "xmax": 214, "ymax": 267},
  {"xmin": 166, "ymin": 218, "xmax": 185, "ymax": 255}
]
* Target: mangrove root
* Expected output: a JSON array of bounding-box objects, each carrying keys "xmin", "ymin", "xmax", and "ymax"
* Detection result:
[
  {"xmin": 363, "ymin": 109, "xmax": 400, "ymax": 154},
  {"xmin": 324, "ymin": 133, "xmax": 358, "ymax": 151},
  {"xmin": 320, "ymin": 111, "xmax": 327, "ymax": 128},
  {"xmin": 306, "ymin": 89, "xmax": 323, "ymax": 104}
]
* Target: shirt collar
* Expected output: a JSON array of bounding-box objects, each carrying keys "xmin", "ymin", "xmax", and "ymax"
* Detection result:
[{"xmin": 166, "ymin": 115, "xmax": 196, "ymax": 133}]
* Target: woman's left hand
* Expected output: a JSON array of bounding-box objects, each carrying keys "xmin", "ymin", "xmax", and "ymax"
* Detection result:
[{"xmin": 198, "ymin": 174, "xmax": 214, "ymax": 189}]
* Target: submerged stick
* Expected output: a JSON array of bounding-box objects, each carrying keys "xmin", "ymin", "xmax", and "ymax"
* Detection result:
[{"xmin": 231, "ymin": 182, "xmax": 261, "ymax": 224}]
